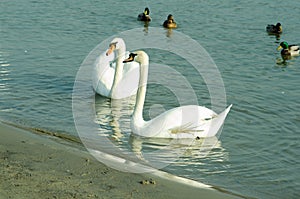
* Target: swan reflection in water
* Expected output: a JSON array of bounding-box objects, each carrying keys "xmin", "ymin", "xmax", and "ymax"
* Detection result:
[
  {"xmin": 129, "ymin": 134, "xmax": 226, "ymax": 166},
  {"xmin": 94, "ymin": 94, "xmax": 227, "ymax": 170},
  {"xmin": 94, "ymin": 94, "xmax": 135, "ymax": 142}
]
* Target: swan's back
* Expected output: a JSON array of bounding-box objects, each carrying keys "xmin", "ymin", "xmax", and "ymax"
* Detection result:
[{"xmin": 93, "ymin": 52, "xmax": 115, "ymax": 96}]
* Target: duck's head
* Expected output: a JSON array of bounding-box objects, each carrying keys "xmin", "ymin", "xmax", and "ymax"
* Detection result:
[
  {"xmin": 276, "ymin": 23, "xmax": 282, "ymax": 32},
  {"xmin": 106, "ymin": 38, "xmax": 125, "ymax": 56},
  {"xmin": 277, "ymin": 41, "xmax": 289, "ymax": 51},
  {"xmin": 167, "ymin": 14, "xmax": 174, "ymax": 21},
  {"xmin": 144, "ymin": 7, "xmax": 150, "ymax": 15},
  {"xmin": 275, "ymin": 23, "xmax": 281, "ymax": 28}
]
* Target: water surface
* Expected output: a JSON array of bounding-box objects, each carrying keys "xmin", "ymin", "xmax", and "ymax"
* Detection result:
[{"xmin": 1, "ymin": 0, "xmax": 300, "ymax": 198}]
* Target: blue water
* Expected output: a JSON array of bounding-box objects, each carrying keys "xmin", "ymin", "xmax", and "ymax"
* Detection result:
[{"xmin": 1, "ymin": 0, "xmax": 300, "ymax": 198}]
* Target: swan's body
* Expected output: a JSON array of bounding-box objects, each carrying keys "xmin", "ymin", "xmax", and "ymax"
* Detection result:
[
  {"xmin": 123, "ymin": 51, "xmax": 232, "ymax": 139},
  {"xmin": 266, "ymin": 23, "xmax": 282, "ymax": 34},
  {"xmin": 277, "ymin": 41, "xmax": 300, "ymax": 58},
  {"xmin": 93, "ymin": 38, "xmax": 140, "ymax": 99}
]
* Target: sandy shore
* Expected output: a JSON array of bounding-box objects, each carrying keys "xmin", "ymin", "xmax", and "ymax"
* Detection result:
[{"xmin": 0, "ymin": 122, "xmax": 243, "ymax": 199}]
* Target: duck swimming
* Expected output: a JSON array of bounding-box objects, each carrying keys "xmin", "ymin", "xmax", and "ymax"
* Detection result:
[
  {"xmin": 137, "ymin": 7, "xmax": 151, "ymax": 22},
  {"xmin": 163, "ymin": 14, "xmax": 177, "ymax": 29},
  {"xmin": 277, "ymin": 41, "xmax": 300, "ymax": 58},
  {"xmin": 266, "ymin": 23, "xmax": 282, "ymax": 34}
]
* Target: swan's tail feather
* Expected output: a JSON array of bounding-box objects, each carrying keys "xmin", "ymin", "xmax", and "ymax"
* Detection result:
[{"xmin": 205, "ymin": 104, "xmax": 232, "ymax": 137}]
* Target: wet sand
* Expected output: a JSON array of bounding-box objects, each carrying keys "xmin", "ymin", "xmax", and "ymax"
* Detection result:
[{"xmin": 0, "ymin": 122, "xmax": 242, "ymax": 199}]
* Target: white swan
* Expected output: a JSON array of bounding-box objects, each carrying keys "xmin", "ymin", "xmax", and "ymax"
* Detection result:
[
  {"xmin": 92, "ymin": 38, "xmax": 140, "ymax": 99},
  {"xmin": 123, "ymin": 51, "xmax": 232, "ymax": 139}
]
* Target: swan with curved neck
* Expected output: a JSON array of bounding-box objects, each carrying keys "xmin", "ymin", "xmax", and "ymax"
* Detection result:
[
  {"xmin": 123, "ymin": 51, "xmax": 232, "ymax": 139},
  {"xmin": 93, "ymin": 38, "xmax": 139, "ymax": 99}
]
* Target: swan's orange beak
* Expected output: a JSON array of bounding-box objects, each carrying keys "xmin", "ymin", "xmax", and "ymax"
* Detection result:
[
  {"xmin": 106, "ymin": 43, "xmax": 116, "ymax": 56},
  {"xmin": 123, "ymin": 56, "xmax": 133, "ymax": 63},
  {"xmin": 123, "ymin": 53, "xmax": 137, "ymax": 63}
]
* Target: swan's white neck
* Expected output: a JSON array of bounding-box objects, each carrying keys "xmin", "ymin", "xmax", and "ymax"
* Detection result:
[
  {"xmin": 110, "ymin": 40, "xmax": 126, "ymax": 97},
  {"xmin": 132, "ymin": 51, "xmax": 149, "ymax": 126}
]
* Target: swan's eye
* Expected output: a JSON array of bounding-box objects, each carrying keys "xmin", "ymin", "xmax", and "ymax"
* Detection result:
[
  {"xmin": 109, "ymin": 42, "xmax": 118, "ymax": 48},
  {"xmin": 129, "ymin": 53, "xmax": 137, "ymax": 59},
  {"xmin": 123, "ymin": 53, "xmax": 137, "ymax": 63}
]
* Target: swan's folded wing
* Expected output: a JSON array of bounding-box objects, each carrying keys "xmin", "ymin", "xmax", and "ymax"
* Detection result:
[{"xmin": 169, "ymin": 122, "xmax": 204, "ymax": 135}]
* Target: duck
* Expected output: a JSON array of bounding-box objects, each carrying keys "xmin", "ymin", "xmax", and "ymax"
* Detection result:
[
  {"xmin": 266, "ymin": 23, "xmax": 282, "ymax": 34},
  {"xmin": 277, "ymin": 41, "xmax": 300, "ymax": 57},
  {"xmin": 123, "ymin": 51, "xmax": 232, "ymax": 139},
  {"xmin": 137, "ymin": 7, "xmax": 151, "ymax": 22},
  {"xmin": 163, "ymin": 14, "xmax": 177, "ymax": 29},
  {"xmin": 92, "ymin": 38, "xmax": 140, "ymax": 99}
]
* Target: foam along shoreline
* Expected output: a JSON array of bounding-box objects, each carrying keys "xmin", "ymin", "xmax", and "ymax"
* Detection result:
[{"xmin": 0, "ymin": 121, "xmax": 243, "ymax": 199}]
